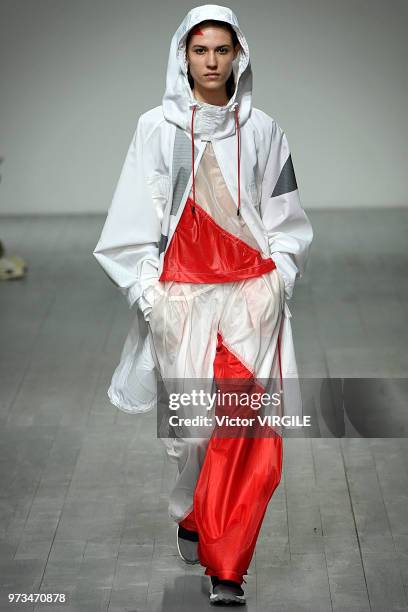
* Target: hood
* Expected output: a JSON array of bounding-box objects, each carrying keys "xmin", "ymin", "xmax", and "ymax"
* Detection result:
[{"xmin": 162, "ymin": 4, "xmax": 252, "ymax": 141}]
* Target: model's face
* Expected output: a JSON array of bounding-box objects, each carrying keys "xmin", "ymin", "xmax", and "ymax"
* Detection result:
[{"xmin": 186, "ymin": 25, "xmax": 240, "ymax": 97}]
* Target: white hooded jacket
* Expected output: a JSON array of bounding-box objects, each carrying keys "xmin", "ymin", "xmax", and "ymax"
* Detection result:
[{"xmin": 93, "ymin": 4, "xmax": 314, "ymax": 416}]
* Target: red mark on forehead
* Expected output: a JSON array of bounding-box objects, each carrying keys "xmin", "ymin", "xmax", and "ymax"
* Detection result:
[{"xmin": 191, "ymin": 26, "xmax": 204, "ymax": 35}]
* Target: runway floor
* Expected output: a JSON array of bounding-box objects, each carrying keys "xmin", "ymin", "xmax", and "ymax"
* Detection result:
[{"xmin": 0, "ymin": 209, "xmax": 407, "ymax": 611}]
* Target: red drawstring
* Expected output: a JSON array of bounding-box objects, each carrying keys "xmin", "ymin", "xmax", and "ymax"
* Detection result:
[
  {"xmin": 234, "ymin": 106, "xmax": 241, "ymax": 216},
  {"xmin": 190, "ymin": 102, "xmax": 241, "ymax": 216},
  {"xmin": 277, "ymin": 331, "xmax": 283, "ymax": 393},
  {"xmin": 191, "ymin": 104, "xmax": 197, "ymax": 214}
]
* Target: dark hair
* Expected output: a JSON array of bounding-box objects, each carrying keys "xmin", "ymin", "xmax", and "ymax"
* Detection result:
[{"xmin": 186, "ymin": 19, "xmax": 240, "ymax": 100}]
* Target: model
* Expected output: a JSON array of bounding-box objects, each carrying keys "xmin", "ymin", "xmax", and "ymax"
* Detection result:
[{"xmin": 93, "ymin": 4, "xmax": 313, "ymax": 606}]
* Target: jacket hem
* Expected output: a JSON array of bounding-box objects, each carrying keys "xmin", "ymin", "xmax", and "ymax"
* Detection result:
[
  {"xmin": 107, "ymin": 388, "xmax": 157, "ymax": 415},
  {"xmin": 159, "ymin": 260, "xmax": 277, "ymax": 284}
]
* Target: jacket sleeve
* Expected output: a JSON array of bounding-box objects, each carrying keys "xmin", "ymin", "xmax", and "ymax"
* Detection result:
[
  {"xmin": 93, "ymin": 117, "xmax": 161, "ymax": 310},
  {"xmin": 259, "ymin": 123, "xmax": 313, "ymax": 301}
]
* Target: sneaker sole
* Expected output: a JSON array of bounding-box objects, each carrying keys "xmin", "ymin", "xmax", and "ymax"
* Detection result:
[
  {"xmin": 209, "ymin": 591, "xmax": 246, "ymax": 605},
  {"xmin": 176, "ymin": 525, "xmax": 200, "ymax": 565},
  {"xmin": 209, "ymin": 578, "xmax": 246, "ymax": 605}
]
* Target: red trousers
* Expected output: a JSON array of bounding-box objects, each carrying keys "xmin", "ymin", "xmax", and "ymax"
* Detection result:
[{"xmin": 179, "ymin": 331, "xmax": 283, "ymax": 585}]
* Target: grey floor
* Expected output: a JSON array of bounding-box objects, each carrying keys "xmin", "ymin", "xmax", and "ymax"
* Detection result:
[{"xmin": 0, "ymin": 209, "xmax": 408, "ymax": 612}]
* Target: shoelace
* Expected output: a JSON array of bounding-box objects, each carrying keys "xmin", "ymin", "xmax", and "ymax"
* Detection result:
[{"xmin": 189, "ymin": 101, "xmax": 241, "ymax": 216}]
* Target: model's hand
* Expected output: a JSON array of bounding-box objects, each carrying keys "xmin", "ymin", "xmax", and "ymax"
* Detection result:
[{"xmin": 137, "ymin": 280, "xmax": 163, "ymax": 322}]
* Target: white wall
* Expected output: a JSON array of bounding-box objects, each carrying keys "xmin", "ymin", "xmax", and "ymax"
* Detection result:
[{"xmin": 0, "ymin": 0, "xmax": 407, "ymax": 215}]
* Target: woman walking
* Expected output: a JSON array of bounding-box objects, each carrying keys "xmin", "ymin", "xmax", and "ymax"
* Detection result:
[{"xmin": 94, "ymin": 4, "xmax": 313, "ymax": 605}]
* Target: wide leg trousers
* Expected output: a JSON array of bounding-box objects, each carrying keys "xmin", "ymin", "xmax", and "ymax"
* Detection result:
[{"xmin": 147, "ymin": 268, "xmax": 285, "ymax": 584}]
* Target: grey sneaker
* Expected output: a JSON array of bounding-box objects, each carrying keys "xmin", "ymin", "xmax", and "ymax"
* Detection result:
[
  {"xmin": 209, "ymin": 576, "xmax": 246, "ymax": 605},
  {"xmin": 176, "ymin": 524, "xmax": 199, "ymax": 564}
]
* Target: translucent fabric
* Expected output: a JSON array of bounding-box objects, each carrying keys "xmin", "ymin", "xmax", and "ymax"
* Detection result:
[
  {"xmin": 193, "ymin": 141, "xmax": 260, "ymax": 250},
  {"xmin": 147, "ymin": 271, "xmax": 285, "ymax": 584},
  {"xmin": 159, "ymin": 141, "xmax": 277, "ymax": 285}
]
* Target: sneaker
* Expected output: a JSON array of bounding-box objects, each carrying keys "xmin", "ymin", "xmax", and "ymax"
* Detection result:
[
  {"xmin": 176, "ymin": 524, "xmax": 199, "ymax": 564},
  {"xmin": 209, "ymin": 575, "xmax": 246, "ymax": 605}
]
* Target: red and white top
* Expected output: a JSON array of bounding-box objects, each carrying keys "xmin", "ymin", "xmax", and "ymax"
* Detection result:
[{"xmin": 159, "ymin": 141, "xmax": 276, "ymax": 284}]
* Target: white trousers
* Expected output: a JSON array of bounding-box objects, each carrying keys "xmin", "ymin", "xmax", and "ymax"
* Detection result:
[{"xmin": 147, "ymin": 268, "xmax": 285, "ymax": 521}]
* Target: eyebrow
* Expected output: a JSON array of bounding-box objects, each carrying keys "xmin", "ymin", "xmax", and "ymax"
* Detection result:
[{"xmin": 191, "ymin": 44, "xmax": 232, "ymax": 49}]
